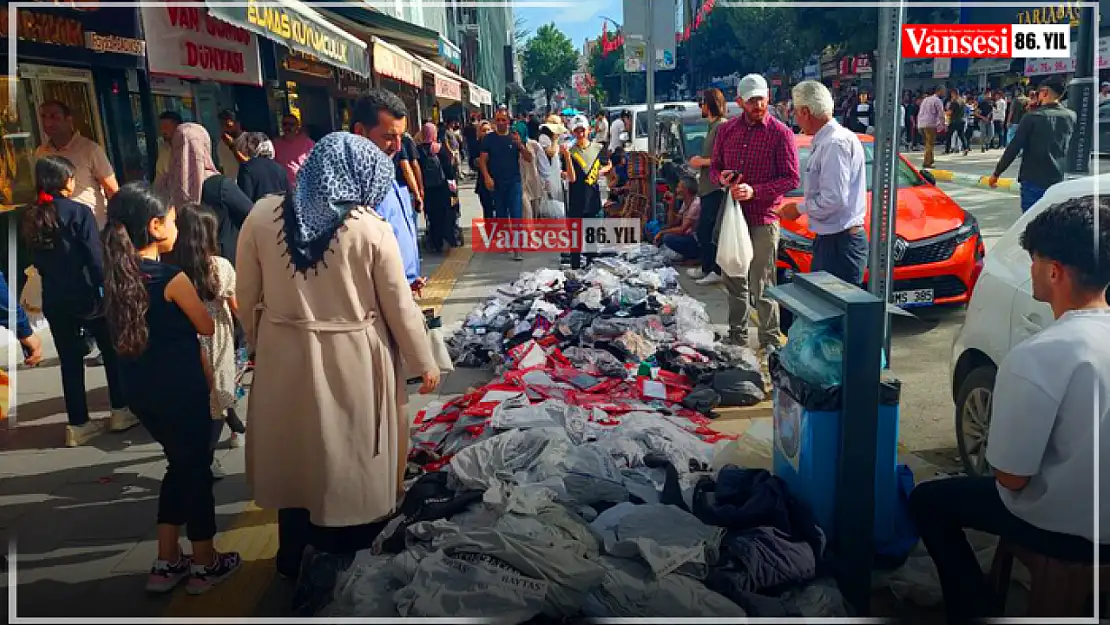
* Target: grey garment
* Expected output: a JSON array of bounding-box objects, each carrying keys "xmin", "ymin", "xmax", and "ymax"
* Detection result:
[
  {"xmin": 725, "ymin": 577, "xmax": 851, "ymax": 617},
  {"xmin": 722, "ymin": 223, "xmax": 782, "ymax": 349},
  {"xmin": 321, "ymin": 551, "xmax": 405, "ymax": 617},
  {"xmin": 394, "ymin": 524, "xmax": 607, "ymax": 621},
  {"xmin": 582, "ymin": 555, "xmax": 747, "ymax": 618},
  {"xmin": 591, "ymin": 502, "xmax": 724, "ymax": 579},
  {"xmin": 706, "ymin": 527, "xmax": 819, "ymax": 595},
  {"xmin": 447, "ymin": 502, "xmax": 603, "ymax": 560},
  {"xmin": 697, "ymin": 119, "xmax": 724, "ymax": 197},
  {"xmin": 448, "ymin": 427, "xmax": 574, "ymax": 514}
]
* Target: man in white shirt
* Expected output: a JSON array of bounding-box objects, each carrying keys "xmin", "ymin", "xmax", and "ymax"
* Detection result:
[
  {"xmin": 779, "ymin": 81, "xmax": 868, "ymax": 286},
  {"xmin": 909, "ymin": 195, "xmax": 1110, "ymax": 622},
  {"xmin": 992, "ymin": 91, "xmax": 1009, "ymax": 148},
  {"xmin": 608, "ymin": 110, "xmax": 630, "ymax": 153},
  {"xmin": 594, "ymin": 111, "xmax": 610, "ymax": 147}
]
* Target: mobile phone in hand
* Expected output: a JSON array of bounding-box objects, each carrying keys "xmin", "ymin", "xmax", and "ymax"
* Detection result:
[{"xmin": 720, "ymin": 170, "xmax": 738, "ymax": 185}]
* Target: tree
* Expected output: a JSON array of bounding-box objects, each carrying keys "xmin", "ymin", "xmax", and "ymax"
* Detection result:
[
  {"xmin": 587, "ymin": 41, "xmax": 622, "ymax": 104},
  {"xmin": 513, "ymin": 16, "xmax": 531, "ymax": 49},
  {"xmin": 523, "ymin": 23, "xmax": 579, "ymax": 112}
]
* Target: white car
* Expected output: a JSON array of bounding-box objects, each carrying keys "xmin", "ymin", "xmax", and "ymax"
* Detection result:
[{"xmin": 949, "ymin": 173, "xmax": 1110, "ymax": 475}]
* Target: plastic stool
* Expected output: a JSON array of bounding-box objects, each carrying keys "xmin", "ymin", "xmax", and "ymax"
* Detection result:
[{"xmin": 989, "ymin": 539, "xmax": 1109, "ymax": 617}]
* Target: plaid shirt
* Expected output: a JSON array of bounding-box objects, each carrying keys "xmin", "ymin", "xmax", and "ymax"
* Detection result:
[{"xmin": 709, "ymin": 113, "xmax": 800, "ymax": 226}]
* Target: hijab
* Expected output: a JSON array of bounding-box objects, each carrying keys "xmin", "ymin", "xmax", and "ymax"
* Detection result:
[
  {"xmin": 236, "ymin": 131, "xmax": 275, "ymax": 159},
  {"xmin": 284, "ymin": 132, "xmax": 394, "ymax": 274},
  {"xmin": 421, "ymin": 122, "xmax": 441, "ymax": 155},
  {"xmin": 164, "ymin": 122, "xmax": 218, "ymax": 207}
]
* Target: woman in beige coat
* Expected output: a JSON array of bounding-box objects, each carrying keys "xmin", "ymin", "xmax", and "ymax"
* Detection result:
[{"xmin": 235, "ymin": 133, "xmax": 438, "ymax": 594}]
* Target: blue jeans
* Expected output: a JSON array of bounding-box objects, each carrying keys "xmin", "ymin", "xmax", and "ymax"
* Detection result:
[
  {"xmin": 662, "ymin": 233, "xmax": 700, "ymax": 260},
  {"xmin": 811, "ymin": 227, "xmax": 869, "ymax": 286},
  {"xmin": 493, "ymin": 179, "xmax": 523, "ymax": 220},
  {"xmin": 1020, "ymin": 181, "xmax": 1048, "ymax": 213}
]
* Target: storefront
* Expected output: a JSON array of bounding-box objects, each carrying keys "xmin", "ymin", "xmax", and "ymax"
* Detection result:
[
  {"xmin": 370, "ymin": 37, "xmax": 424, "ymax": 132},
  {"xmin": 416, "ymin": 57, "xmax": 465, "ymax": 124},
  {"xmin": 277, "ymin": 49, "xmax": 338, "ymax": 140},
  {"xmin": 901, "ymin": 59, "xmax": 935, "ymax": 93},
  {"xmin": 335, "ymin": 70, "xmax": 373, "ymax": 132},
  {"xmin": 967, "ymin": 59, "xmax": 1022, "ymax": 91},
  {"xmin": 1, "ymin": 4, "xmax": 149, "ymax": 206}
]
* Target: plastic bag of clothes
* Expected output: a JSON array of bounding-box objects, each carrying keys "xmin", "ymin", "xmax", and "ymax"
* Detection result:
[
  {"xmin": 582, "ymin": 556, "xmax": 747, "ymax": 618},
  {"xmin": 777, "ymin": 319, "xmax": 845, "ymax": 388}
]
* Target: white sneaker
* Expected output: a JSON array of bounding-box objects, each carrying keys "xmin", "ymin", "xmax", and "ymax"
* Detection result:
[
  {"xmin": 109, "ymin": 407, "xmax": 140, "ymax": 432},
  {"xmin": 229, "ymin": 432, "xmax": 244, "ymax": 449},
  {"xmin": 65, "ymin": 421, "xmax": 106, "ymax": 448},
  {"xmin": 211, "ymin": 459, "xmax": 227, "ymax": 480},
  {"xmin": 695, "ymin": 272, "xmax": 724, "ymax": 286},
  {"xmin": 686, "ymin": 267, "xmax": 706, "ymax": 279}
]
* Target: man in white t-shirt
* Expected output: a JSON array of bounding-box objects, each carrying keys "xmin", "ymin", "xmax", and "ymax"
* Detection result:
[
  {"xmin": 992, "ymin": 91, "xmax": 1009, "ymax": 148},
  {"xmin": 910, "ymin": 195, "xmax": 1110, "ymax": 622},
  {"xmin": 608, "ymin": 110, "xmax": 630, "ymax": 153}
]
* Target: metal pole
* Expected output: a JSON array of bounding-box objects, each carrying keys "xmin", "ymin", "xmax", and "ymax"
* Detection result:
[
  {"xmin": 1067, "ymin": 6, "xmax": 1096, "ymax": 174},
  {"xmin": 646, "ymin": 0, "xmax": 658, "ymax": 222},
  {"xmin": 867, "ymin": 1, "xmax": 905, "ymax": 367}
]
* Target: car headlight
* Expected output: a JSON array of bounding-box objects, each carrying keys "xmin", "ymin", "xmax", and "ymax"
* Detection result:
[
  {"xmin": 953, "ymin": 214, "xmax": 979, "ymax": 244},
  {"xmin": 781, "ymin": 228, "xmax": 813, "ymax": 252}
]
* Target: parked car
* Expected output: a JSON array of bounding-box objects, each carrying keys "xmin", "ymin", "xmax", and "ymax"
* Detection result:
[
  {"xmin": 949, "ymin": 174, "xmax": 1109, "ymax": 475},
  {"xmin": 656, "ymin": 109, "xmax": 986, "ymax": 309}
]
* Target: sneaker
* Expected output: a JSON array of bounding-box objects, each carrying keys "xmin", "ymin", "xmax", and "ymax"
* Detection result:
[
  {"xmin": 512, "ymin": 252, "xmax": 524, "ymax": 261},
  {"xmin": 229, "ymin": 432, "xmax": 244, "ymax": 449},
  {"xmin": 109, "ymin": 407, "xmax": 139, "ymax": 432},
  {"xmin": 186, "ymin": 552, "xmax": 242, "ymax": 595},
  {"xmin": 65, "ymin": 421, "xmax": 106, "ymax": 448},
  {"xmin": 146, "ymin": 554, "xmax": 192, "ymax": 593},
  {"xmin": 686, "ymin": 267, "xmax": 706, "ymax": 279},
  {"xmin": 211, "ymin": 458, "xmax": 227, "ymax": 480},
  {"xmin": 695, "ymin": 272, "xmax": 724, "ymax": 286}
]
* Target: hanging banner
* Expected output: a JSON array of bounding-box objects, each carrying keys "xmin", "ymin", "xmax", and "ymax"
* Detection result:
[
  {"xmin": 434, "ymin": 74, "xmax": 462, "ymax": 102},
  {"xmin": 933, "ymin": 57, "xmax": 951, "ymax": 79},
  {"xmin": 373, "ymin": 38, "xmax": 420, "ymax": 87},
  {"xmin": 1024, "ymin": 36, "xmax": 1110, "ymax": 75},
  {"xmin": 140, "ymin": 7, "xmax": 263, "ymax": 86}
]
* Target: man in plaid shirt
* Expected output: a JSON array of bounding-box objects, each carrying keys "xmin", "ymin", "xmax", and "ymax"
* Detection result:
[{"xmin": 710, "ymin": 74, "xmax": 800, "ymax": 353}]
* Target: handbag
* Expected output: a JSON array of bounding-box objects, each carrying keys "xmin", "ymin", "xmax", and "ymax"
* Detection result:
[
  {"xmin": 403, "ymin": 308, "xmax": 454, "ymax": 380},
  {"xmin": 716, "ymin": 195, "xmax": 754, "ymax": 278}
]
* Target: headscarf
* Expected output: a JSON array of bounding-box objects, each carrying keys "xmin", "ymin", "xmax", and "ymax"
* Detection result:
[
  {"xmin": 235, "ymin": 131, "xmax": 275, "ymax": 159},
  {"xmin": 284, "ymin": 132, "xmax": 394, "ymax": 274},
  {"xmin": 421, "ymin": 122, "xmax": 441, "ymax": 155},
  {"xmin": 163, "ymin": 122, "xmax": 218, "ymax": 207}
]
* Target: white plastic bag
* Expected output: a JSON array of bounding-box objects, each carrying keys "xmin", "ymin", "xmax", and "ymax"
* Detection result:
[
  {"xmin": 537, "ymin": 196, "xmax": 566, "ymax": 219},
  {"xmin": 715, "ymin": 195, "xmax": 753, "ymax": 278}
]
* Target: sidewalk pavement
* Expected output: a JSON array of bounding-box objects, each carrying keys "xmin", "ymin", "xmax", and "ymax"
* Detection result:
[{"xmin": 1, "ymin": 187, "xmax": 945, "ymax": 618}]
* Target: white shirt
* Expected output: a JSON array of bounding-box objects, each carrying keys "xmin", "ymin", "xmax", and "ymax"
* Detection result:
[
  {"xmin": 797, "ymin": 119, "xmax": 867, "ymax": 235},
  {"xmin": 608, "ymin": 118, "xmax": 626, "ymax": 152},
  {"xmin": 992, "ymin": 99, "xmax": 1007, "ymax": 122},
  {"xmin": 986, "ymin": 308, "xmax": 1110, "ymax": 542},
  {"xmin": 595, "ymin": 117, "xmax": 610, "ymax": 144}
]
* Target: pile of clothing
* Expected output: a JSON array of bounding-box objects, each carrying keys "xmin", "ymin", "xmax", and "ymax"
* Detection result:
[{"xmin": 317, "ymin": 248, "xmax": 852, "ymax": 619}]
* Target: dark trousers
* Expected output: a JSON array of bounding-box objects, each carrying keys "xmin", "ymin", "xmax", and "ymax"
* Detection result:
[
  {"xmin": 698, "ymin": 190, "xmax": 724, "ymax": 275},
  {"xmin": 277, "ymin": 508, "xmax": 387, "ymax": 573},
  {"xmin": 910, "ymin": 476, "xmax": 1107, "ymax": 622},
  {"xmin": 44, "ymin": 310, "xmax": 125, "ymax": 426},
  {"xmin": 811, "ymin": 227, "xmax": 869, "ymax": 286},
  {"xmin": 424, "ymin": 185, "xmax": 458, "ymax": 251},
  {"xmin": 994, "ymin": 120, "xmax": 1007, "ymax": 147},
  {"xmin": 136, "ymin": 404, "xmax": 217, "ymax": 541},
  {"xmin": 1020, "ymin": 181, "xmax": 1049, "ymax": 213}
]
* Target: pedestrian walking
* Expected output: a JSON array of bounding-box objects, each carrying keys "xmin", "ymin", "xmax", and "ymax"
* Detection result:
[
  {"xmin": 989, "ymin": 78, "xmax": 1076, "ymax": 213},
  {"xmin": 172, "ymin": 204, "xmax": 245, "ymax": 479},
  {"xmin": 975, "ymin": 95, "xmax": 995, "ymax": 151},
  {"xmin": 216, "ymin": 110, "xmax": 246, "ymax": 181},
  {"xmin": 234, "ymin": 133, "xmax": 439, "ymax": 609},
  {"xmin": 273, "ymin": 114, "xmax": 315, "ymax": 190},
  {"xmin": 946, "ymin": 90, "xmax": 970, "ymax": 155},
  {"xmin": 22, "ymin": 155, "xmax": 133, "ymax": 447},
  {"xmin": 395, "ymin": 131, "xmax": 424, "ymax": 213},
  {"xmin": 478, "ymin": 109, "xmax": 532, "ymax": 260},
  {"xmin": 710, "ymin": 73, "xmax": 800, "ymax": 352},
  {"xmin": 780, "ymin": 81, "xmax": 868, "ymax": 286},
  {"xmin": 101, "ymin": 182, "xmax": 242, "ymax": 595},
  {"xmin": 918, "ymin": 85, "xmax": 946, "ymax": 168},
  {"xmin": 474, "ymin": 121, "xmax": 496, "ymax": 222},
  {"xmin": 155, "ymin": 111, "xmax": 183, "ymax": 186},
  {"xmin": 519, "ymin": 127, "xmax": 545, "ymax": 223},
  {"xmin": 566, "ymin": 115, "xmax": 609, "ymax": 270},
  {"xmin": 34, "ymin": 100, "xmax": 119, "ymax": 227},
  {"xmin": 686, "ymin": 87, "xmax": 727, "ymax": 285},
  {"xmin": 417, "ymin": 121, "xmax": 459, "ymax": 252},
  {"xmin": 992, "ymin": 91, "xmax": 1008, "ymax": 148},
  {"xmin": 235, "ymin": 132, "xmax": 288, "ymax": 203}
]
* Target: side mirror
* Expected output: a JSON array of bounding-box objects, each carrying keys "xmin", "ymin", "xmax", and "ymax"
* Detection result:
[{"xmin": 920, "ymin": 170, "xmax": 937, "ymax": 186}]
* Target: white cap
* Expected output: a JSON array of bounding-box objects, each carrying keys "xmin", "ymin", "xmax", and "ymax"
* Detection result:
[
  {"xmin": 570, "ymin": 114, "xmax": 590, "ymax": 131},
  {"xmin": 738, "ymin": 74, "xmax": 769, "ymax": 101}
]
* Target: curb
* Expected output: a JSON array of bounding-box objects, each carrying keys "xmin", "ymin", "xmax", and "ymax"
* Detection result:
[{"xmin": 923, "ymin": 168, "xmax": 1021, "ymax": 195}]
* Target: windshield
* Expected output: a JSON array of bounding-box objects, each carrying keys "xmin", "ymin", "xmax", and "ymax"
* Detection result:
[
  {"xmin": 682, "ymin": 122, "xmax": 709, "ymax": 157},
  {"xmin": 785, "ymin": 143, "xmax": 924, "ymax": 197}
]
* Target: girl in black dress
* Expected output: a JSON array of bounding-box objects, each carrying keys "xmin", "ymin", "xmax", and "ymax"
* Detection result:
[{"xmin": 101, "ymin": 182, "xmax": 241, "ymax": 595}]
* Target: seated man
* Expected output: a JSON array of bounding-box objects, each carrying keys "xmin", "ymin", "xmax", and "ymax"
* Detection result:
[
  {"xmin": 909, "ymin": 195, "xmax": 1110, "ymax": 622},
  {"xmin": 655, "ymin": 176, "xmax": 702, "ymax": 261}
]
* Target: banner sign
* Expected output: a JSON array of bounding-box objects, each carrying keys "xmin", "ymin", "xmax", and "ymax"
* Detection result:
[{"xmin": 141, "ymin": 7, "xmax": 263, "ymax": 86}]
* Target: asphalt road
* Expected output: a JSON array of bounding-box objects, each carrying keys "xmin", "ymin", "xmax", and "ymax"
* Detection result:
[{"xmin": 887, "ymin": 182, "xmax": 1021, "ymax": 471}]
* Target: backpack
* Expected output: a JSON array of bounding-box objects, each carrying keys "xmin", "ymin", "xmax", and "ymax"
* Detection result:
[{"xmin": 419, "ymin": 145, "xmax": 447, "ymax": 188}]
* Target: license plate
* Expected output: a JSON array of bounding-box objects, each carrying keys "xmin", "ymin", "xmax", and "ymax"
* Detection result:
[{"xmin": 891, "ymin": 288, "xmax": 934, "ymax": 307}]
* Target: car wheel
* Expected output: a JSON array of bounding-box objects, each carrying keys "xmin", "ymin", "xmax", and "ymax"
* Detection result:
[{"xmin": 955, "ymin": 365, "xmax": 996, "ymax": 476}]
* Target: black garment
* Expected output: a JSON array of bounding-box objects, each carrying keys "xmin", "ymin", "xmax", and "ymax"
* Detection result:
[
  {"xmin": 277, "ymin": 507, "xmax": 387, "ymax": 575},
  {"xmin": 698, "ymin": 190, "xmax": 724, "ymax": 275},
  {"xmin": 138, "ymin": 400, "xmax": 217, "ymax": 541},
  {"xmin": 993, "ymin": 102, "xmax": 1076, "ymax": 188},
  {"xmin": 479, "ymin": 132, "xmax": 522, "ymax": 184},
  {"xmin": 910, "ymin": 476, "xmax": 1110, "ymax": 622},
  {"xmin": 200, "ymin": 175, "xmax": 253, "ymax": 266},
  {"xmin": 237, "ymin": 156, "xmax": 290, "ymax": 203},
  {"xmin": 46, "ymin": 312, "xmax": 125, "ymax": 425},
  {"xmin": 811, "ymin": 227, "xmax": 869, "ymax": 287},
  {"xmin": 948, "ymin": 120, "xmax": 971, "ymax": 152},
  {"xmin": 375, "ymin": 472, "xmax": 485, "ymax": 554},
  {"xmin": 527, "ymin": 118, "xmax": 541, "ymax": 141},
  {"xmin": 418, "ymin": 144, "xmax": 459, "ymax": 252},
  {"xmin": 476, "ymin": 177, "xmax": 495, "ymax": 219},
  {"xmin": 394, "ymin": 135, "xmax": 418, "ymax": 186},
  {"xmin": 26, "ymin": 197, "xmax": 104, "ymax": 315},
  {"xmin": 567, "ymin": 146, "xmax": 604, "ymax": 270}
]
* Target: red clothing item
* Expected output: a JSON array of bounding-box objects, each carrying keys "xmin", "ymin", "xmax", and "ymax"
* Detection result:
[{"xmin": 709, "ymin": 113, "xmax": 800, "ymax": 226}]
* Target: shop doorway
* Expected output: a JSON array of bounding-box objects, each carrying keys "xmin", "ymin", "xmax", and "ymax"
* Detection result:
[{"xmin": 20, "ymin": 64, "xmax": 105, "ymax": 146}]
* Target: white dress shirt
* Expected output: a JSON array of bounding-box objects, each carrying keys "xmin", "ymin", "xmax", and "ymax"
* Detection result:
[
  {"xmin": 798, "ymin": 119, "xmax": 867, "ymax": 235},
  {"xmin": 608, "ymin": 118, "xmax": 626, "ymax": 152}
]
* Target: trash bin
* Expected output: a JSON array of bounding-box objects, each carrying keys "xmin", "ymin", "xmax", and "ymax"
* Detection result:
[{"xmin": 770, "ymin": 354, "xmax": 902, "ymax": 547}]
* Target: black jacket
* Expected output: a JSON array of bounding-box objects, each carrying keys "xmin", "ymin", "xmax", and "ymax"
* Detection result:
[
  {"xmin": 237, "ymin": 157, "xmax": 290, "ymax": 203},
  {"xmin": 25, "ymin": 196, "xmax": 104, "ymax": 317},
  {"xmin": 201, "ymin": 175, "xmax": 254, "ymax": 266}
]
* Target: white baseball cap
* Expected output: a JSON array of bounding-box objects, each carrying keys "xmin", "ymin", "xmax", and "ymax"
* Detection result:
[
  {"xmin": 738, "ymin": 74, "xmax": 769, "ymax": 101},
  {"xmin": 570, "ymin": 115, "xmax": 590, "ymax": 131}
]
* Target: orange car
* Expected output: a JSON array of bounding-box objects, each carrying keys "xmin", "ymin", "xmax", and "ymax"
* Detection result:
[{"xmin": 777, "ymin": 134, "xmax": 986, "ymax": 308}]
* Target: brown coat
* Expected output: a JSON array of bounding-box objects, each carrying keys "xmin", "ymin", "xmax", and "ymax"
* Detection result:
[{"xmin": 236, "ymin": 195, "xmax": 437, "ymax": 527}]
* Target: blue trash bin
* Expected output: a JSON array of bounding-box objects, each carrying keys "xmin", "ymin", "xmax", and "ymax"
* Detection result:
[{"xmin": 770, "ymin": 356, "xmax": 903, "ymax": 549}]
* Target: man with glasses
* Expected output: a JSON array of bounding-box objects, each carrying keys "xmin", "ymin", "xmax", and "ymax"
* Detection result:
[
  {"xmin": 989, "ymin": 78, "xmax": 1075, "ymax": 213},
  {"xmin": 273, "ymin": 113, "xmax": 315, "ymax": 190}
]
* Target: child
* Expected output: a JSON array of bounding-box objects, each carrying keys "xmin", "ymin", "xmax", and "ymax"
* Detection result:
[
  {"xmin": 171, "ymin": 204, "xmax": 243, "ymax": 480},
  {"xmin": 101, "ymin": 182, "xmax": 241, "ymax": 594}
]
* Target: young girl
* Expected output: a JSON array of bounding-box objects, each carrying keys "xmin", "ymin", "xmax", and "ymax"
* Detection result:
[
  {"xmin": 22, "ymin": 155, "xmax": 133, "ymax": 447},
  {"xmin": 170, "ymin": 204, "xmax": 243, "ymax": 480},
  {"xmin": 101, "ymin": 182, "xmax": 241, "ymax": 594}
]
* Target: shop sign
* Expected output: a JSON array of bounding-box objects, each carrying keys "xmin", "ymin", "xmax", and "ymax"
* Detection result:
[
  {"xmin": 282, "ymin": 49, "xmax": 332, "ymax": 79},
  {"xmin": 336, "ymin": 69, "xmax": 370, "ymax": 96},
  {"xmin": 820, "ymin": 58, "xmax": 838, "ymax": 78},
  {"xmin": 838, "ymin": 57, "xmax": 853, "ymax": 76},
  {"xmin": 0, "ymin": 7, "xmax": 84, "ymax": 47},
  {"xmin": 1024, "ymin": 36, "xmax": 1110, "ymax": 75},
  {"xmin": 479, "ymin": 88, "xmax": 493, "ymax": 106},
  {"xmin": 467, "ymin": 83, "xmax": 482, "ymax": 107},
  {"xmin": 85, "ymin": 31, "xmax": 145, "ymax": 56},
  {"xmin": 374, "ymin": 40, "xmax": 420, "ymax": 87},
  {"xmin": 902, "ymin": 59, "xmax": 933, "ymax": 76},
  {"xmin": 967, "ymin": 58, "xmax": 1014, "ymax": 76},
  {"xmin": 206, "ymin": 0, "xmax": 370, "ymax": 77},
  {"xmin": 140, "ymin": 7, "xmax": 263, "ymax": 86},
  {"xmin": 853, "ymin": 54, "xmax": 872, "ymax": 75},
  {"xmin": 933, "ymin": 57, "xmax": 951, "ymax": 79},
  {"xmin": 439, "ymin": 36, "xmax": 462, "ymax": 68},
  {"xmin": 150, "ymin": 75, "xmax": 193, "ymax": 98},
  {"xmin": 435, "ymin": 74, "xmax": 462, "ymax": 102}
]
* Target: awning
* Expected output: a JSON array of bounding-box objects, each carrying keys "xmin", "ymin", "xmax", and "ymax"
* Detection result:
[
  {"xmin": 205, "ymin": 0, "xmax": 369, "ymax": 76},
  {"xmin": 477, "ymin": 86, "xmax": 493, "ymax": 106},
  {"xmin": 372, "ymin": 36, "xmax": 421, "ymax": 87},
  {"xmin": 467, "ymin": 82, "xmax": 482, "ymax": 107},
  {"xmin": 322, "ymin": 6, "xmax": 439, "ymax": 58},
  {"xmin": 415, "ymin": 55, "xmax": 463, "ymax": 103},
  {"xmin": 967, "ymin": 58, "xmax": 1015, "ymax": 76}
]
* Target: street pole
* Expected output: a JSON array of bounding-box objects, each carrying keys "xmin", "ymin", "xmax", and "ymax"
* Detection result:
[
  {"xmin": 646, "ymin": 0, "xmax": 658, "ymax": 222},
  {"xmin": 1066, "ymin": 6, "xmax": 1096, "ymax": 174},
  {"xmin": 867, "ymin": 1, "xmax": 904, "ymax": 369}
]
